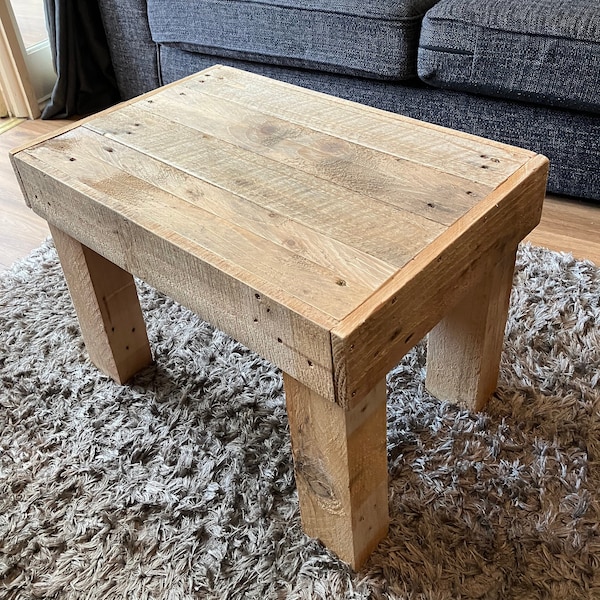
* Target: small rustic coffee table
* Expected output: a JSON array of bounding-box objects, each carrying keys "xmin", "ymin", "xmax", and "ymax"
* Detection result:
[{"xmin": 11, "ymin": 66, "xmax": 548, "ymax": 569}]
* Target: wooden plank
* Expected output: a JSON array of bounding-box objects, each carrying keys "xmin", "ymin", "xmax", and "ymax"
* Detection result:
[
  {"xmin": 85, "ymin": 105, "xmax": 446, "ymax": 270},
  {"xmin": 284, "ymin": 373, "xmax": 389, "ymax": 570},
  {"xmin": 188, "ymin": 65, "xmax": 534, "ymax": 186},
  {"xmin": 67, "ymin": 127, "xmax": 396, "ymax": 290},
  {"xmin": 50, "ymin": 224, "xmax": 153, "ymax": 383},
  {"xmin": 425, "ymin": 245, "xmax": 518, "ymax": 411},
  {"xmin": 23, "ymin": 133, "xmax": 373, "ymax": 322},
  {"xmin": 131, "ymin": 81, "xmax": 490, "ymax": 227},
  {"xmin": 330, "ymin": 155, "xmax": 549, "ymax": 409},
  {"xmin": 528, "ymin": 229, "xmax": 600, "ymax": 267},
  {"xmin": 12, "ymin": 153, "xmax": 337, "ymax": 401}
]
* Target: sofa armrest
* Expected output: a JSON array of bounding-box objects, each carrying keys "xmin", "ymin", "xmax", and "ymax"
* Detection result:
[{"xmin": 97, "ymin": 0, "xmax": 160, "ymax": 99}]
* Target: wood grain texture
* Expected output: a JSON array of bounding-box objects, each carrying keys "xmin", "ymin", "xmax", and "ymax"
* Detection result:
[
  {"xmin": 425, "ymin": 245, "xmax": 518, "ymax": 411},
  {"xmin": 69, "ymin": 119, "xmax": 399, "ymax": 290},
  {"xmin": 191, "ymin": 66, "xmax": 534, "ymax": 186},
  {"xmin": 13, "ymin": 153, "xmax": 337, "ymax": 400},
  {"xmin": 50, "ymin": 225, "xmax": 153, "ymax": 383},
  {"xmin": 284, "ymin": 374, "xmax": 389, "ymax": 570},
  {"xmin": 23, "ymin": 132, "xmax": 374, "ymax": 322},
  {"xmin": 84, "ymin": 103, "xmax": 447, "ymax": 270},
  {"xmin": 8, "ymin": 69, "xmax": 204, "ymax": 156},
  {"xmin": 129, "ymin": 82, "xmax": 491, "ymax": 227},
  {"xmin": 331, "ymin": 154, "xmax": 549, "ymax": 409},
  {"xmin": 526, "ymin": 195, "xmax": 600, "ymax": 264},
  {"xmin": 2, "ymin": 103, "xmax": 598, "ymax": 275},
  {"xmin": 0, "ymin": 118, "xmax": 72, "ymax": 270},
  {"xmin": 11, "ymin": 66, "xmax": 552, "ymax": 409},
  {"xmin": 71, "ymin": 126, "xmax": 396, "ymax": 290}
]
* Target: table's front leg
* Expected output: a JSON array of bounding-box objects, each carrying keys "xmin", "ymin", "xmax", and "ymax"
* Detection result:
[
  {"xmin": 50, "ymin": 225, "xmax": 153, "ymax": 384},
  {"xmin": 426, "ymin": 245, "xmax": 518, "ymax": 412},
  {"xmin": 284, "ymin": 373, "xmax": 389, "ymax": 570}
]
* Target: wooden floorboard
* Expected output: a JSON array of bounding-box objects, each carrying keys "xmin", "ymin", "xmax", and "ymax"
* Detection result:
[
  {"xmin": 526, "ymin": 195, "xmax": 600, "ymax": 265},
  {"xmin": 1, "ymin": 117, "xmax": 599, "ymax": 272}
]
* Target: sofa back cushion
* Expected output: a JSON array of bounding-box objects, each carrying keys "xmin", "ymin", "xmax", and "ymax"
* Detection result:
[
  {"xmin": 147, "ymin": 0, "xmax": 441, "ymax": 81},
  {"xmin": 418, "ymin": 0, "xmax": 600, "ymax": 113}
]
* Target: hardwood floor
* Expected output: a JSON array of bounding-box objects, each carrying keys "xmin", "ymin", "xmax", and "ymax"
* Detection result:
[
  {"xmin": 526, "ymin": 195, "xmax": 600, "ymax": 265},
  {"xmin": 1, "ymin": 118, "xmax": 599, "ymax": 272}
]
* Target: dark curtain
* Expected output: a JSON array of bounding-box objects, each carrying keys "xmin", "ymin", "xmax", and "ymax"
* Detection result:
[{"xmin": 42, "ymin": 0, "xmax": 121, "ymax": 119}]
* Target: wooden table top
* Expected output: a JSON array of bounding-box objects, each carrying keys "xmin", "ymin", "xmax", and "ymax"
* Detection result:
[{"xmin": 11, "ymin": 65, "xmax": 549, "ymax": 406}]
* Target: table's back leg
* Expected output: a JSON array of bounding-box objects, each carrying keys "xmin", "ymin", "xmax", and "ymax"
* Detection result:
[
  {"xmin": 50, "ymin": 225, "xmax": 153, "ymax": 384},
  {"xmin": 284, "ymin": 373, "xmax": 389, "ymax": 570},
  {"xmin": 425, "ymin": 245, "xmax": 517, "ymax": 412}
]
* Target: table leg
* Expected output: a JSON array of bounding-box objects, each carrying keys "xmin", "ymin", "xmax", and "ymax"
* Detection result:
[
  {"xmin": 50, "ymin": 225, "xmax": 153, "ymax": 384},
  {"xmin": 425, "ymin": 246, "xmax": 517, "ymax": 411},
  {"xmin": 284, "ymin": 373, "xmax": 389, "ymax": 570}
]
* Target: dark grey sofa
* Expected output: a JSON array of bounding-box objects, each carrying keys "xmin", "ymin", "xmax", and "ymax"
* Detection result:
[{"xmin": 96, "ymin": 0, "xmax": 600, "ymax": 202}]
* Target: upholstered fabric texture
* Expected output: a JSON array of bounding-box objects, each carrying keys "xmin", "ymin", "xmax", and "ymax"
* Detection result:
[
  {"xmin": 418, "ymin": 0, "xmax": 600, "ymax": 113},
  {"xmin": 97, "ymin": 0, "xmax": 160, "ymax": 99},
  {"xmin": 146, "ymin": 0, "xmax": 440, "ymax": 80}
]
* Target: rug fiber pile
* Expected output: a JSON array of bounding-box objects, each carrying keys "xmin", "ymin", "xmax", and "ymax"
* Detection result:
[{"xmin": 0, "ymin": 241, "xmax": 599, "ymax": 599}]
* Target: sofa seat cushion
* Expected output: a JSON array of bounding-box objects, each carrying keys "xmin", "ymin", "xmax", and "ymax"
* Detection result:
[
  {"xmin": 147, "ymin": 0, "xmax": 440, "ymax": 80},
  {"xmin": 417, "ymin": 0, "xmax": 600, "ymax": 113}
]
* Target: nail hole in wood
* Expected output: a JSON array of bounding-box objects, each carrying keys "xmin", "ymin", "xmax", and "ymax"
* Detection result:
[{"xmin": 336, "ymin": 279, "xmax": 347, "ymax": 287}]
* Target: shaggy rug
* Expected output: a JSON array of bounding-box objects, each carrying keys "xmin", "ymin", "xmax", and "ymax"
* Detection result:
[{"xmin": 0, "ymin": 241, "xmax": 599, "ymax": 600}]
